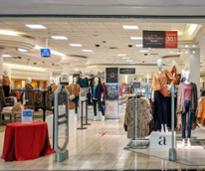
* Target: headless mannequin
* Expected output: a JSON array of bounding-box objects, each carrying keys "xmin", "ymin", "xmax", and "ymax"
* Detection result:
[
  {"xmin": 49, "ymin": 79, "xmax": 57, "ymax": 93},
  {"xmin": 69, "ymin": 77, "xmax": 80, "ymax": 113},
  {"xmin": 182, "ymin": 70, "xmax": 192, "ymax": 147},
  {"xmin": 152, "ymin": 59, "xmax": 169, "ymax": 133}
]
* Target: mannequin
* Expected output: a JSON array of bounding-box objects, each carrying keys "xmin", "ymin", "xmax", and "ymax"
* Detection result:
[
  {"xmin": 177, "ymin": 70, "xmax": 197, "ymax": 147},
  {"xmin": 92, "ymin": 77, "xmax": 105, "ymax": 121},
  {"xmin": 49, "ymin": 79, "xmax": 57, "ymax": 93},
  {"xmin": 68, "ymin": 77, "xmax": 80, "ymax": 113},
  {"xmin": 152, "ymin": 59, "xmax": 171, "ymax": 133},
  {"xmin": 2, "ymin": 71, "xmax": 10, "ymax": 97}
]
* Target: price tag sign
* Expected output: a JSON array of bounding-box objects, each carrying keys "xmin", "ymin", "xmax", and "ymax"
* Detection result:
[{"xmin": 21, "ymin": 109, "xmax": 33, "ymax": 123}]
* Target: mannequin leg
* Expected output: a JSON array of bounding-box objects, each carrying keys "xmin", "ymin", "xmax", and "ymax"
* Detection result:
[
  {"xmin": 93, "ymin": 100, "xmax": 97, "ymax": 121},
  {"xmin": 182, "ymin": 111, "xmax": 187, "ymax": 140},
  {"xmin": 155, "ymin": 91, "xmax": 163, "ymax": 131},
  {"xmin": 98, "ymin": 100, "xmax": 105, "ymax": 121},
  {"xmin": 187, "ymin": 108, "xmax": 193, "ymax": 147},
  {"xmin": 182, "ymin": 139, "xmax": 186, "ymax": 147}
]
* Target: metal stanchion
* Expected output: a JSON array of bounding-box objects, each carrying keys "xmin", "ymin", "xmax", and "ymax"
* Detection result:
[
  {"xmin": 77, "ymin": 100, "xmax": 87, "ymax": 130},
  {"xmin": 84, "ymin": 100, "xmax": 91, "ymax": 126},
  {"xmin": 169, "ymin": 84, "xmax": 177, "ymax": 161}
]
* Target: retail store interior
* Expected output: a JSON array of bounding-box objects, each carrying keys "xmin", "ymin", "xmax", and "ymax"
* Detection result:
[{"xmin": 0, "ymin": 18, "xmax": 205, "ymax": 170}]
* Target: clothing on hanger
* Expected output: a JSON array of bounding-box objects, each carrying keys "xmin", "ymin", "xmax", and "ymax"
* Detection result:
[{"xmin": 124, "ymin": 96, "xmax": 153, "ymax": 138}]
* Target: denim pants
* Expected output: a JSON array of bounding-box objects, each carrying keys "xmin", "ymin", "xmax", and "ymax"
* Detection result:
[
  {"xmin": 73, "ymin": 96, "xmax": 79, "ymax": 114},
  {"xmin": 182, "ymin": 100, "xmax": 192, "ymax": 138},
  {"xmin": 93, "ymin": 99, "xmax": 105, "ymax": 116}
]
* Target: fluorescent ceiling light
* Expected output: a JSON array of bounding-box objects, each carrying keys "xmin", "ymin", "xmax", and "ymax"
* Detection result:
[
  {"xmin": 69, "ymin": 43, "xmax": 82, "ymax": 47},
  {"xmin": 82, "ymin": 49, "xmax": 93, "ymax": 53},
  {"xmin": 3, "ymin": 63, "xmax": 46, "ymax": 72},
  {"xmin": 17, "ymin": 48, "xmax": 28, "ymax": 52},
  {"xmin": 51, "ymin": 35, "xmax": 68, "ymax": 40},
  {"xmin": 118, "ymin": 54, "xmax": 127, "ymax": 57},
  {"xmin": 0, "ymin": 30, "xmax": 20, "ymax": 36},
  {"xmin": 139, "ymin": 49, "xmax": 149, "ymax": 53},
  {"xmin": 2, "ymin": 54, "xmax": 12, "ymax": 58},
  {"xmin": 123, "ymin": 25, "xmax": 139, "ymax": 30},
  {"xmin": 130, "ymin": 36, "xmax": 142, "ymax": 40},
  {"xmin": 122, "ymin": 56, "xmax": 130, "ymax": 60},
  {"xmin": 25, "ymin": 24, "xmax": 46, "ymax": 29},
  {"xmin": 187, "ymin": 24, "xmax": 198, "ymax": 35},
  {"xmin": 126, "ymin": 59, "xmax": 133, "ymax": 63},
  {"xmin": 136, "ymin": 44, "xmax": 143, "ymax": 48}
]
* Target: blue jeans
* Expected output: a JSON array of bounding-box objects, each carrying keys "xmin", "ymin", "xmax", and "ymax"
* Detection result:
[
  {"xmin": 182, "ymin": 100, "xmax": 192, "ymax": 138},
  {"xmin": 73, "ymin": 96, "xmax": 79, "ymax": 114},
  {"xmin": 93, "ymin": 99, "xmax": 105, "ymax": 116}
]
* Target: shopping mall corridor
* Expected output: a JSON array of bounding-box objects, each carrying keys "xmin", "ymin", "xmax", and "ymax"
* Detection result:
[{"xmin": 0, "ymin": 110, "xmax": 205, "ymax": 170}]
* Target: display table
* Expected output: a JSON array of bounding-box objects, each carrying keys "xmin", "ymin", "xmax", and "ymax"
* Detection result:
[{"xmin": 1, "ymin": 122, "xmax": 54, "ymax": 161}]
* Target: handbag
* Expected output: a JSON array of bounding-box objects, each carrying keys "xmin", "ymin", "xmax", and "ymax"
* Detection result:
[{"xmin": 160, "ymin": 86, "xmax": 170, "ymax": 97}]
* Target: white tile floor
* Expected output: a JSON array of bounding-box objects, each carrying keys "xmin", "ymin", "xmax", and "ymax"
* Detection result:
[{"xmin": 0, "ymin": 110, "xmax": 205, "ymax": 170}]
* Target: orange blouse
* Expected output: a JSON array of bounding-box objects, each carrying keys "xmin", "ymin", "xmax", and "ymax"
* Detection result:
[{"xmin": 2, "ymin": 76, "xmax": 10, "ymax": 86}]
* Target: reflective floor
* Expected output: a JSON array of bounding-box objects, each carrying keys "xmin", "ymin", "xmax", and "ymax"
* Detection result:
[{"xmin": 0, "ymin": 110, "xmax": 205, "ymax": 170}]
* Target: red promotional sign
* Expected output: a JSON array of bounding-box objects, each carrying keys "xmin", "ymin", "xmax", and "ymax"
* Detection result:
[{"xmin": 165, "ymin": 31, "xmax": 178, "ymax": 48}]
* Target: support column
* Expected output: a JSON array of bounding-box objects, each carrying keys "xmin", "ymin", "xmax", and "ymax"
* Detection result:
[
  {"xmin": 189, "ymin": 48, "xmax": 200, "ymax": 96},
  {"xmin": 0, "ymin": 50, "xmax": 3, "ymax": 84}
]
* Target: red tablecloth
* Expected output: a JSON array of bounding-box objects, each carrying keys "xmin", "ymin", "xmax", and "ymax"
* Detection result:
[{"xmin": 1, "ymin": 122, "xmax": 54, "ymax": 161}]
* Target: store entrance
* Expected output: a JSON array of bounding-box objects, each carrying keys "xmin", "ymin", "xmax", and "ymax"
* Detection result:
[{"xmin": 0, "ymin": 17, "xmax": 205, "ymax": 169}]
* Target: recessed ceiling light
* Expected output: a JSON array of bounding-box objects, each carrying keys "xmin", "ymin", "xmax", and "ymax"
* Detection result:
[
  {"xmin": 25, "ymin": 24, "xmax": 46, "ymax": 29},
  {"xmin": 139, "ymin": 49, "xmax": 149, "ymax": 53},
  {"xmin": 192, "ymin": 44, "xmax": 197, "ymax": 48},
  {"xmin": 17, "ymin": 48, "xmax": 28, "ymax": 53},
  {"xmin": 0, "ymin": 30, "xmax": 19, "ymax": 36},
  {"xmin": 187, "ymin": 24, "xmax": 198, "ymax": 35},
  {"xmin": 82, "ymin": 49, "xmax": 93, "ymax": 53},
  {"xmin": 130, "ymin": 36, "xmax": 142, "ymax": 40},
  {"xmin": 118, "ymin": 54, "xmax": 127, "ymax": 57},
  {"xmin": 69, "ymin": 43, "xmax": 82, "ymax": 47},
  {"xmin": 185, "ymin": 45, "xmax": 189, "ymax": 48},
  {"xmin": 123, "ymin": 25, "xmax": 139, "ymax": 30},
  {"xmin": 2, "ymin": 54, "xmax": 12, "ymax": 58},
  {"xmin": 192, "ymin": 50, "xmax": 196, "ymax": 54},
  {"xmin": 51, "ymin": 35, "xmax": 68, "ymax": 40},
  {"xmin": 136, "ymin": 44, "xmax": 143, "ymax": 48},
  {"xmin": 126, "ymin": 59, "xmax": 133, "ymax": 63},
  {"xmin": 122, "ymin": 56, "xmax": 130, "ymax": 60}
]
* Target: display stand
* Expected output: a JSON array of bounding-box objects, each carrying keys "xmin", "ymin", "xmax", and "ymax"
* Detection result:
[
  {"xmin": 124, "ymin": 97, "xmax": 149, "ymax": 150},
  {"xmin": 77, "ymin": 100, "xmax": 87, "ymax": 130},
  {"xmin": 54, "ymin": 84, "xmax": 69, "ymax": 162}
]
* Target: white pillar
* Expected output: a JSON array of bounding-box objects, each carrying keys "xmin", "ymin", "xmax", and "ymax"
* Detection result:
[
  {"xmin": 0, "ymin": 50, "xmax": 3, "ymax": 84},
  {"xmin": 189, "ymin": 48, "xmax": 200, "ymax": 96}
]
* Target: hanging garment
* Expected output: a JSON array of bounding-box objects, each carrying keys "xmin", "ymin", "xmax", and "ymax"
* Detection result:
[
  {"xmin": 24, "ymin": 83, "xmax": 34, "ymax": 109},
  {"xmin": 0, "ymin": 85, "xmax": 5, "ymax": 112},
  {"xmin": 33, "ymin": 90, "xmax": 44, "ymax": 109},
  {"xmin": 197, "ymin": 97, "xmax": 205, "ymax": 126},
  {"xmin": 124, "ymin": 97, "xmax": 153, "ymax": 139},
  {"xmin": 44, "ymin": 90, "xmax": 53, "ymax": 110}
]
